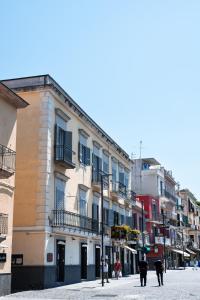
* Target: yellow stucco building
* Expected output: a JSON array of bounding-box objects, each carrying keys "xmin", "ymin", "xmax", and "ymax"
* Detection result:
[
  {"xmin": 3, "ymin": 75, "xmax": 137, "ymax": 291},
  {"xmin": 0, "ymin": 82, "xmax": 28, "ymax": 296}
]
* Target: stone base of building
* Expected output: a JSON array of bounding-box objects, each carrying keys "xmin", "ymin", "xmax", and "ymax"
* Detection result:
[
  {"xmin": 11, "ymin": 265, "xmax": 96, "ymax": 292},
  {"xmin": 0, "ymin": 273, "xmax": 11, "ymax": 296}
]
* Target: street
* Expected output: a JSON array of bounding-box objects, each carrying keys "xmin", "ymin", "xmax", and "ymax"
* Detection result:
[{"xmin": 1, "ymin": 268, "xmax": 200, "ymax": 300}]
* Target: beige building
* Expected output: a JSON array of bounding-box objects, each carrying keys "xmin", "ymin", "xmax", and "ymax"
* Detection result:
[
  {"xmin": 179, "ymin": 189, "xmax": 200, "ymax": 262},
  {"xmin": 0, "ymin": 82, "xmax": 28, "ymax": 296},
  {"xmin": 3, "ymin": 75, "xmax": 136, "ymax": 291}
]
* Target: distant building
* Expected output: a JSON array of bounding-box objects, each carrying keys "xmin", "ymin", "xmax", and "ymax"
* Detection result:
[
  {"xmin": 0, "ymin": 83, "xmax": 28, "ymax": 296},
  {"xmin": 131, "ymin": 158, "xmax": 180, "ymax": 269},
  {"xmin": 179, "ymin": 189, "xmax": 200, "ymax": 264}
]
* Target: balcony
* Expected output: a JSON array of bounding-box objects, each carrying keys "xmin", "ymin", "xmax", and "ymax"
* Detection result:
[
  {"xmin": 176, "ymin": 204, "xmax": 184, "ymax": 212},
  {"xmin": 54, "ymin": 145, "xmax": 75, "ymax": 169},
  {"xmin": 164, "ymin": 190, "xmax": 178, "ymax": 203},
  {"xmin": 155, "ymin": 236, "xmax": 171, "ymax": 246},
  {"xmin": 91, "ymin": 169, "xmax": 101, "ymax": 192},
  {"xmin": 111, "ymin": 225, "xmax": 140, "ymax": 243},
  {"xmin": 92, "ymin": 170, "xmax": 110, "ymax": 192},
  {"xmin": 0, "ymin": 144, "xmax": 16, "ymax": 179},
  {"xmin": 110, "ymin": 181, "xmax": 127, "ymax": 200},
  {"xmin": 0, "ymin": 214, "xmax": 8, "ymax": 237},
  {"xmin": 52, "ymin": 210, "xmax": 99, "ymax": 234}
]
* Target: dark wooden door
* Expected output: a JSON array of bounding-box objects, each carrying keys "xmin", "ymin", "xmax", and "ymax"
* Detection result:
[
  {"xmin": 95, "ymin": 246, "xmax": 100, "ymax": 278},
  {"xmin": 81, "ymin": 244, "xmax": 87, "ymax": 279},
  {"xmin": 56, "ymin": 241, "xmax": 65, "ymax": 282}
]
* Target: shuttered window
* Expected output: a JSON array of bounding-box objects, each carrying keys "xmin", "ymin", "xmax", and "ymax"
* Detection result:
[
  {"xmin": 92, "ymin": 154, "xmax": 102, "ymax": 182},
  {"xmin": 103, "ymin": 153, "xmax": 109, "ymax": 174},
  {"xmin": 55, "ymin": 124, "xmax": 73, "ymax": 163},
  {"xmin": 112, "ymin": 159, "xmax": 118, "ymax": 191},
  {"xmin": 79, "ymin": 189, "xmax": 87, "ymax": 216},
  {"xmin": 55, "ymin": 178, "xmax": 66, "ymax": 210},
  {"xmin": 79, "ymin": 143, "xmax": 90, "ymax": 166},
  {"xmin": 119, "ymin": 164, "xmax": 124, "ymax": 184}
]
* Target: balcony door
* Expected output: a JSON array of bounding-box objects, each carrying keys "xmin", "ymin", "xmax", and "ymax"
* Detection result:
[{"xmin": 56, "ymin": 240, "xmax": 65, "ymax": 282}]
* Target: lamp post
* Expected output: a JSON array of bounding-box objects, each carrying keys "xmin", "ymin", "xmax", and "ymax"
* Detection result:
[
  {"xmin": 100, "ymin": 173, "xmax": 112, "ymax": 287},
  {"xmin": 161, "ymin": 209, "xmax": 167, "ymax": 273},
  {"xmin": 181, "ymin": 228, "xmax": 185, "ymax": 270},
  {"xmin": 141, "ymin": 200, "xmax": 145, "ymax": 259}
]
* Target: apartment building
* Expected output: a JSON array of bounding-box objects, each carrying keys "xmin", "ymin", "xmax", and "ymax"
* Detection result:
[
  {"xmin": 3, "ymin": 75, "xmax": 136, "ymax": 291},
  {"xmin": 179, "ymin": 189, "xmax": 200, "ymax": 263},
  {"xmin": 0, "ymin": 83, "xmax": 28, "ymax": 296},
  {"xmin": 131, "ymin": 158, "xmax": 181, "ymax": 269}
]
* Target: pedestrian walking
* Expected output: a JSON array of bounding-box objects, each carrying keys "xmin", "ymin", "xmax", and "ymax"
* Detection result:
[
  {"xmin": 114, "ymin": 258, "xmax": 122, "ymax": 280},
  {"xmin": 138, "ymin": 259, "xmax": 148, "ymax": 287},
  {"xmin": 154, "ymin": 260, "xmax": 164, "ymax": 286},
  {"xmin": 103, "ymin": 258, "xmax": 110, "ymax": 283}
]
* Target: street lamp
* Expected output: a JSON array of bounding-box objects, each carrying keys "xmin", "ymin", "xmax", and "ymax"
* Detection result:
[
  {"xmin": 141, "ymin": 200, "xmax": 145, "ymax": 259},
  {"xmin": 100, "ymin": 173, "xmax": 112, "ymax": 287},
  {"xmin": 161, "ymin": 209, "xmax": 167, "ymax": 273},
  {"xmin": 181, "ymin": 229, "xmax": 185, "ymax": 270}
]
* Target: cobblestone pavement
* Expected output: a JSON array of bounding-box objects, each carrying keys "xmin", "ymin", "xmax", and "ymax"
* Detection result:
[{"xmin": 1, "ymin": 268, "xmax": 200, "ymax": 300}]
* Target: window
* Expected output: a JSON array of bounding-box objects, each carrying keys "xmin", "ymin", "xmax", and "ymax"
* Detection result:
[
  {"xmin": 55, "ymin": 177, "xmax": 66, "ymax": 210},
  {"xmin": 114, "ymin": 211, "xmax": 119, "ymax": 225},
  {"xmin": 118, "ymin": 164, "xmax": 126, "ymax": 196},
  {"xmin": 79, "ymin": 134, "xmax": 90, "ymax": 166},
  {"xmin": 124, "ymin": 170, "xmax": 129, "ymax": 189},
  {"xmin": 103, "ymin": 208, "xmax": 109, "ymax": 225},
  {"xmin": 112, "ymin": 159, "xmax": 118, "ymax": 191},
  {"xmin": 92, "ymin": 145, "xmax": 102, "ymax": 183},
  {"xmin": 152, "ymin": 203, "xmax": 157, "ymax": 220},
  {"xmin": 119, "ymin": 207, "xmax": 125, "ymax": 225},
  {"xmin": 160, "ymin": 181, "xmax": 163, "ymax": 196},
  {"xmin": 125, "ymin": 210, "xmax": 132, "ymax": 227},
  {"xmin": 119, "ymin": 164, "xmax": 124, "ymax": 184},
  {"xmin": 79, "ymin": 189, "xmax": 87, "ymax": 216},
  {"xmin": 133, "ymin": 213, "xmax": 138, "ymax": 229},
  {"xmin": 112, "ymin": 204, "xmax": 120, "ymax": 225},
  {"xmin": 103, "ymin": 152, "xmax": 109, "ymax": 174},
  {"xmin": 92, "ymin": 195, "xmax": 99, "ymax": 221},
  {"xmin": 55, "ymin": 115, "xmax": 73, "ymax": 165}
]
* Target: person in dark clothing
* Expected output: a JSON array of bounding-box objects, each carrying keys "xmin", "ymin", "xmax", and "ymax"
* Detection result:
[
  {"xmin": 154, "ymin": 260, "xmax": 164, "ymax": 286},
  {"xmin": 138, "ymin": 259, "xmax": 148, "ymax": 287}
]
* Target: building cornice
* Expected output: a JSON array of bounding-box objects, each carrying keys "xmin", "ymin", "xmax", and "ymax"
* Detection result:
[{"xmin": 2, "ymin": 75, "xmax": 130, "ymax": 161}]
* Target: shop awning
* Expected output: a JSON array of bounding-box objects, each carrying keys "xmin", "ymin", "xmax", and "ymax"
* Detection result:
[
  {"xmin": 124, "ymin": 245, "xmax": 137, "ymax": 254},
  {"xmin": 185, "ymin": 248, "xmax": 196, "ymax": 255},
  {"xmin": 171, "ymin": 248, "xmax": 190, "ymax": 257}
]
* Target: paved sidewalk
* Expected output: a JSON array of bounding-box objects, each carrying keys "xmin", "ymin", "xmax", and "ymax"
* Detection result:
[{"xmin": 1, "ymin": 268, "xmax": 200, "ymax": 300}]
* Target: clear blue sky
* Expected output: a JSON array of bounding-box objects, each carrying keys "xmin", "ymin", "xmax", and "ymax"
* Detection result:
[{"xmin": 1, "ymin": 1, "xmax": 200, "ymax": 198}]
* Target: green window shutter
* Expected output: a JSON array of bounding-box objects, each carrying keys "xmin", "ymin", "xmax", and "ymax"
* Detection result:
[
  {"xmin": 64, "ymin": 131, "xmax": 72, "ymax": 162},
  {"xmin": 85, "ymin": 146, "xmax": 90, "ymax": 166}
]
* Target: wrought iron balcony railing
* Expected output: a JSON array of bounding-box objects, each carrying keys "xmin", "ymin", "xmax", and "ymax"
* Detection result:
[
  {"xmin": 52, "ymin": 210, "xmax": 99, "ymax": 234},
  {"xmin": 0, "ymin": 213, "xmax": 8, "ymax": 235},
  {"xmin": 164, "ymin": 190, "xmax": 178, "ymax": 203},
  {"xmin": 54, "ymin": 145, "xmax": 75, "ymax": 169},
  {"xmin": 110, "ymin": 181, "xmax": 128, "ymax": 198},
  {"xmin": 0, "ymin": 144, "xmax": 16, "ymax": 179}
]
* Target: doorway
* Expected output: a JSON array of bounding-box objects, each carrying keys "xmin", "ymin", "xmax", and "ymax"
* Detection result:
[
  {"xmin": 95, "ymin": 246, "xmax": 100, "ymax": 278},
  {"xmin": 81, "ymin": 243, "xmax": 87, "ymax": 279},
  {"xmin": 120, "ymin": 248, "xmax": 124, "ymax": 276},
  {"xmin": 56, "ymin": 240, "xmax": 65, "ymax": 282}
]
